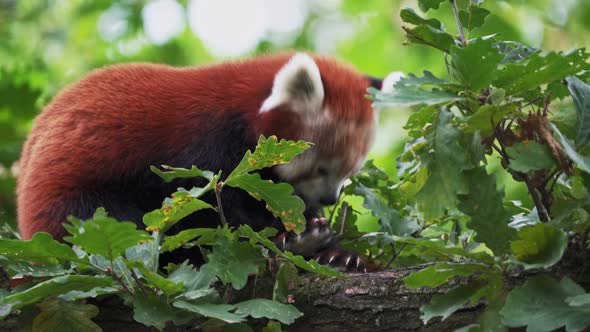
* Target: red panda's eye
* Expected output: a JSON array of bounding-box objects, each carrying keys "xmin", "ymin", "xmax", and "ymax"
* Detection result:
[{"xmin": 317, "ymin": 167, "xmax": 329, "ymax": 176}]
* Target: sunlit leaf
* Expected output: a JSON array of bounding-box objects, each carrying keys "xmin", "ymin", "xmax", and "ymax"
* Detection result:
[
  {"xmin": 150, "ymin": 165, "xmax": 215, "ymax": 183},
  {"xmin": 65, "ymin": 212, "xmax": 152, "ymax": 261},
  {"xmin": 510, "ymin": 223, "xmax": 567, "ymax": 270},
  {"xmin": 143, "ymin": 192, "xmax": 214, "ymax": 233},
  {"xmin": 226, "ymin": 135, "xmax": 311, "ymax": 182},
  {"xmin": 226, "ymin": 173, "xmax": 306, "ymax": 233}
]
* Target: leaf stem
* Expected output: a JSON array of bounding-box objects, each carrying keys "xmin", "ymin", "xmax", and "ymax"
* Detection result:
[
  {"xmin": 450, "ymin": 0, "xmax": 467, "ymax": 45},
  {"xmin": 384, "ymin": 243, "xmax": 407, "ymax": 270},
  {"xmin": 525, "ymin": 179, "xmax": 551, "ymax": 222},
  {"xmin": 130, "ymin": 269, "xmax": 149, "ymax": 296},
  {"xmin": 338, "ymin": 202, "xmax": 349, "ymax": 236},
  {"xmin": 215, "ymin": 182, "xmax": 228, "ymax": 227}
]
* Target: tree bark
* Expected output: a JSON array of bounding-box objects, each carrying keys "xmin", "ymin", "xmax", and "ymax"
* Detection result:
[{"xmin": 287, "ymin": 267, "xmax": 482, "ymax": 332}]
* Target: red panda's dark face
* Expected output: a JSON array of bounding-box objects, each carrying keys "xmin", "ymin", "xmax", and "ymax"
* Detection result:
[{"xmin": 258, "ymin": 53, "xmax": 377, "ymax": 209}]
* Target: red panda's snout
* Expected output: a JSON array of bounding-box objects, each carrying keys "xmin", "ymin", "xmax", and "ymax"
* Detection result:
[{"xmin": 256, "ymin": 52, "xmax": 380, "ymax": 209}]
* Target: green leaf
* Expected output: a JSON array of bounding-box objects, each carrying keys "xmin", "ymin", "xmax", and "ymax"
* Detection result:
[
  {"xmin": 237, "ymin": 226, "xmax": 345, "ymax": 278},
  {"xmin": 5, "ymin": 275, "xmax": 113, "ymax": 310},
  {"xmin": 134, "ymin": 293, "xmax": 191, "ymax": 329},
  {"xmin": 150, "ymin": 165, "xmax": 215, "ymax": 183},
  {"xmin": 202, "ymin": 237, "xmax": 265, "ymax": 290},
  {"xmin": 566, "ymin": 294, "xmax": 590, "ymax": 307},
  {"xmin": 400, "ymin": 8, "xmax": 442, "ymax": 29},
  {"xmin": 173, "ymin": 301, "xmax": 246, "ymax": 324},
  {"xmin": 418, "ymin": 0, "xmax": 446, "ymax": 12},
  {"xmin": 226, "ymin": 135, "xmax": 311, "ymax": 182},
  {"xmin": 421, "ymin": 284, "xmax": 482, "ymax": 323},
  {"xmin": 58, "ymin": 286, "xmax": 119, "ymax": 301},
  {"xmin": 550, "ymin": 123, "xmax": 590, "ymax": 174},
  {"xmin": 126, "ymin": 260, "xmax": 185, "ymax": 295},
  {"xmin": 262, "ymin": 321, "xmax": 283, "ymax": 332},
  {"xmin": 273, "ymin": 262, "xmax": 298, "ymax": 303},
  {"xmin": 226, "ymin": 173, "xmax": 306, "ymax": 233},
  {"xmin": 143, "ymin": 192, "xmax": 214, "ymax": 233},
  {"xmin": 402, "ymin": 24, "xmax": 456, "ymax": 53},
  {"xmin": 65, "ymin": 213, "xmax": 152, "ymax": 261},
  {"xmin": 566, "ymin": 76, "xmax": 590, "ymax": 146},
  {"xmin": 494, "ymin": 49, "xmax": 590, "ymax": 95},
  {"xmin": 506, "ymin": 142, "xmax": 556, "ymax": 173},
  {"xmin": 464, "ymin": 104, "xmax": 514, "ymax": 137},
  {"xmin": 235, "ymin": 299, "xmax": 303, "ymax": 325},
  {"xmin": 450, "ymin": 38, "xmax": 503, "ymax": 91},
  {"xmin": 501, "ymin": 275, "xmax": 590, "ymax": 332},
  {"xmin": 371, "ymin": 72, "xmax": 461, "ymax": 108},
  {"xmin": 353, "ymin": 183, "xmax": 419, "ymax": 236},
  {"xmin": 417, "ymin": 110, "xmax": 469, "ymax": 219},
  {"xmin": 167, "ymin": 261, "xmax": 217, "ymax": 291},
  {"xmin": 458, "ymin": 6, "xmax": 490, "ymax": 30},
  {"xmin": 161, "ymin": 228, "xmax": 216, "ymax": 253},
  {"xmin": 0, "ymin": 259, "xmax": 70, "ymax": 278},
  {"xmin": 125, "ymin": 235, "xmax": 160, "ymax": 273},
  {"xmin": 404, "ymin": 263, "xmax": 490, "ymax": 289},
  {"xmin": 495, "ymin": 41, "xmax": 538, "ymax": 64},
  {"xmin": 510, "ymin": 223, "xmax": 567, "ymax": 270},
  {"xmin": 0, "ymin": 232, "xmax": 86, "ymax": 265},
  {"xmin": 33, "ymin": 298, "xmax": 101, "ymax": 332},
  {"xmin": 364, "ymin": 233, "xmax": 496, "ymax": 264},
  {"xmin": 459, "ymin": 168, "xmax": 517, "ymax": 255}
]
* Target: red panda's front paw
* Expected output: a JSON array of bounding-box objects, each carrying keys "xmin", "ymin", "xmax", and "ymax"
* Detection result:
[
  {"xmin": 274, "ymin": 217, "xmax": 334, "ymax": 257},
  {"xmin": 313, "ymin": 248, "xmax": 369, "ymax": 273}
]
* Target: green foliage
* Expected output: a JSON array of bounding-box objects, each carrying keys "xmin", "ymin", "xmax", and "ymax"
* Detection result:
[
  {"xmin": 500, "ymin": 276, "xmax": 590, "ymax": 332},
  {"xmin": 234, "ymin": 299, "xmax": 303, "ymax": 325},
  {"xmin": 33, "ymin": 299, "xmax": 101, "ymax": 332},
  {"xmin": 3, "ymin": 1, "xmax": 590, "ymax": 330},
  {"xmin": 226, "ymin": 173, "xmax": 306, "ymax": 233},
  {"xmin": 65, "ymin": 209, "xmax": 153, "ymax": 261},
  {"xmin": 510, "ymin": 223, "xmax": 568, "ymax": 270},
  {"xmin": 202, "ymin": 238, "xmax": 265, "ymax": 290}
]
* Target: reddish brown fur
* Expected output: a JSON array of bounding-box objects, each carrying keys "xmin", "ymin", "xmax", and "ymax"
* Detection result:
[{"xmin": 17, "ymin": 52, "xmax": 374, "ymax": 240}]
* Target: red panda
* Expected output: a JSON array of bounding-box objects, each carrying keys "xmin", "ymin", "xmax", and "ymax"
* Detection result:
[{"xmin": 16, "ymin": 52, "xmax": 389, "ymax": 267}]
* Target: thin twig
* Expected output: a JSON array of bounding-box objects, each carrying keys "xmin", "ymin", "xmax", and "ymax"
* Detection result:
[
  {"xmin": 339, "ymin": 202, "xmax": 349, "ymax": 236},
  {"xmin": 525, "ymin": 179, "xmax": 551, "ymax": 222},
  {"xmin": 107, "ymin": 268, "xmax": 135, "ymax": 296},
  {"xmin": 450, "ymin": 0, "xmax": 467, "ymax": 45},
  {"xmin": 328, "ymin": 191, "xmax": 344, "ymax": 224},
  {"xmin": 130, "ymin": 269, "xmax": 149, "ymax": 296},
  {"xmin": 547, "ymin": 171, "xmax": 562, "ymax": 195},
  {"xmin": 215, "ymin": 182, "xmax": 227, "ymax": 226},
  {"xmin": 384, "ymin": 243, "xmax": 408, "ymax": 270}
]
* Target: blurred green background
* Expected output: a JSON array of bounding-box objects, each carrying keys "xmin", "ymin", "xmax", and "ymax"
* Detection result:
[{"xmin": 1, "ymin": 0, "xmax": 589, "ymax": 233}]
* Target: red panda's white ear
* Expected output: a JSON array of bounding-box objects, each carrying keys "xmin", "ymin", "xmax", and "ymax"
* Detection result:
[
  {"xmin": 381, "ymin": 71, "xmax": 405, "ymax": 93},
  {"xmin": 260, "ymin": 53, "xmax": 324, "ymax": 114}
]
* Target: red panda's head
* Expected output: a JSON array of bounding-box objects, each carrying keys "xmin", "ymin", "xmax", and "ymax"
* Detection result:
[{"xmin": 256, "ymin": 53, "xmax": 394, "ymax": 209}]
